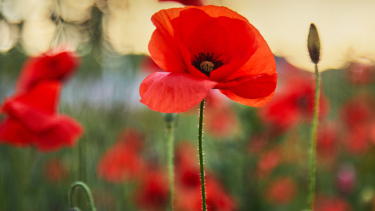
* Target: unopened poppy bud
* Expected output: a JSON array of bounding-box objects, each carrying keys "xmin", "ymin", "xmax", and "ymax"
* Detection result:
[
  {"xmin": 308, "ymin": 23, "xmax": 320, "ymax": 64},
  {"xmin": 200, "ymin": 61, "xmax": 214, "ymax": 73}
]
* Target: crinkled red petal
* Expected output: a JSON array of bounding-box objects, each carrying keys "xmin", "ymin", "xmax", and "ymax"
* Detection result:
[{"xmin": 140, "ymin": 72, "xmax": 217, "ymax": 113}]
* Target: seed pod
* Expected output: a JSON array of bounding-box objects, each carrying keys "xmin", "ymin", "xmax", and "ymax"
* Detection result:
[{"xmin": 308, "ymin": 23, "xmax": 321, "ymax": 64}]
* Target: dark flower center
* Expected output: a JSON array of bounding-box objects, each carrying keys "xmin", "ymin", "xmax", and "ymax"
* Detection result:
[{"xmin": 192, "ymin": 52, "xmax": 224, "ymax": 77}]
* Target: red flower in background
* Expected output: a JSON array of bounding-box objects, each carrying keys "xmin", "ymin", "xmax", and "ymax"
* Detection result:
[
  {"xmin": 97, "ymin": 129, "xmax": 145, "ymax": 183},
  {"xmin": 43, "ymin": 158, "xmax": 69, "ymax": 183},
  {"xmin": 0, "ymin": 47, "xmax": 82, "ymax": 151},
  {"xmin": 135, "ymin": 170, "xmax": 169, "ymax": 211},
  {"xmin": 159, "ymin": 0, "xmax": 204, "ymax": 6},
  {"xmin": 346, "ymin": 62, "xmax": 375, "ymax": 84},
  {"xmin": 174, "ymin": 142, "xmax": 236, "ymax": 211},
  {"xmin": 315, "ymin": 197, "xmax": 351, "ymax": 211},
  {"xmin": 140, "ymin": 6, "xmax": 277, "ymax": 113},
  {"xmin": 316, "ymin": 123, "xmax": 337, "ymax": 162},
  {"xmin": 259, "ymin": 76, "xmax": 329, "ymax": 135},
  {"xmin": 336, "ymin": 165, "xmax": 356, "ymax": 194},
  {"xmin": 205, "ymin": 91, "xmax": 238, "ymax": 138},
  {"xmin": 257, "ymin": 149, "xmax": 281, "ymax": 178},
  {"xmin": 0, "ymin": 81, "xmax": 82, "ymax": 151},
  {"xmin": 16, "ymin": 47, "xmax": 79, "ymax": 92},
  {"xmin": 266, "ymin": 177, "xmax": 296, "ymax": 204},
  {"xmin": 340, "ymin": 97, "xmax": 373, "ymax": 154}
]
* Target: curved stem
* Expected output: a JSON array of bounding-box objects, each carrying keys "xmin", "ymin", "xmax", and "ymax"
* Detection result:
[
  {"xmin": 198, "ymin": 100, "xmax": 207, "ymax": 211},
  {"xmin": 166, "ymin": 116, "xmax": 175, "ymax": 211},
  {"xmin": 68, "ymin": 181, "xmax": 97, "ymax": 211},
  {"xmin": 308, "ymin": 64, "xmax": 320, "ymax": 211}
]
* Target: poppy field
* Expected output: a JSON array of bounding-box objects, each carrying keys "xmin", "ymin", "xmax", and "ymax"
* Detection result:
[{"xmin": 1, "ymin": 1, "xmax": 375, "ymax": 211}]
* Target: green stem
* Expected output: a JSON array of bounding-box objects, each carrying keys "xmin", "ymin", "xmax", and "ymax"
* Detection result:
[
  {"xmin": 198, "ymin": 100, "xmax": 207, "ymax": 211},
  {"xmin": 308, "ymin": 64, "xmax": 320, "ymax": 211},
  {"xmin": 167, "ymin": 122, "xmax": 175, "ymax": 211},
  {"xmin": 68, "ymin": 181, "xmax": 97, "ymax": 211}
]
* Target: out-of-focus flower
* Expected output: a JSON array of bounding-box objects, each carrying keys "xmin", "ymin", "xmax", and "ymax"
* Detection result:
[
  {"xmin": 140, "ymin": 6, "xmax": 277, "ymax": 113},
  {"xmin": 257, "ymin": 149, "xmax": 280, "ymax": 178},
  {"xmin": 0, "ymin": 81, "xmax": 83, "ymax": 151},
  {"xmin": 16, "ymin": 48, "xmax": 79, "ymax": 92},
  {"xmin": 159, "ymin": 0, "xmax": 204, "ymax": 6},
  {"xmin": 316, "ymin": 123, "xmax": 337, "ymax": 162},
  {"xmin": 248, "ymin": 134, "xmax": 267, "ymax": 154},
  {"xmin": 346, "ymin": 61, "xmax": 375, "ymax": 84},
  {"xmin": 315, "ymin": 197, "xmax": 352, "ymax": 211},
  {"xmin": 0, "ymin": 20, "xmax": 19, "ymax": 52},
  {"xmin": 174, "ymin": 142, "xmax": 236, "ymax": 211},
  {"xmin": 259, "ymin": 76, "xmax": 329, "ymax": 135},
  {"xmin": 266, "ymin": 177, "xmax": 296, "ymax": 204},
  {"xmin": 43, "ymin": 158, "xmax": 69, "ymax": 182},
  {"xmin": 340, "ymin": 97, "xmax": 373, "ymax": 154},
  {"xmin": 205, "ymin": 91, "xmax": 238, "ymax": 138},
  {"xmin": 337, "ymin": 164, "xmax": 356, "ymax": 194},
  {"xmin": 97, "ymin": 129, "xmax": 145, "ymax": 183},
  {"xmin": 135, "ymin": 170, "xmax": 169, "ymax": 211}
]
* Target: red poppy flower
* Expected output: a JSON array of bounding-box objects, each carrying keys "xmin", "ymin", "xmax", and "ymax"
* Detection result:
[
  {"xmin": 315, "ymin": 197, "xmax": 351, "ymax": 211},
  {"xmin": 205, "ymin": 91, "xmax": 238, "ymax": 138},
  {"xmin": 346, "ymin": 62, "xmax": 375, "ymax": 84},
  {"xmin": 97, "ymin": 129, "xmax": 145, "ymax": 183},
  {"xmin": 16, "ymin": 47, "xmax": 79, "ymax": 92},
  {"xmin": 259, "ymin": 76, "xmax": 329, "ymax": 135},
  {"xmin": 316, "ymin": 123, "xmax": 337, "ymax": 162},
  {"xmin": 340, "ymin": 97, "xmax": 373, "ymax": 154},
  {"xmin": 257, "ymin": 149, "xmax": 281, "ymax": 178},
  {"xmin": 140, "ymin": 6, "xmax": 277, "ymax": 113},
  {"xmin": 43, "ymin": 158, "xmax": 69, "ymax": 183},
  {"xmin": 135, "ymin": 170, "xmax": 169, "ymax": 211},
  {"xmin": 158, "ymin": 0, "xmax": 204, "ymax": 6},
  {"xmin": 0, "ymin": 81, "xmax": 83, "ymax": 151},
  {"xmin": 266, "ymin": 177, "xmax": 297, "ymax": 204}
]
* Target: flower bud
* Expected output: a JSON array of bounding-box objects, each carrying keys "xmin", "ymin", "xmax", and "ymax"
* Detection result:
[{"xmin": 308, "ymin": 23, "xmax": 321, "ymax": 64}]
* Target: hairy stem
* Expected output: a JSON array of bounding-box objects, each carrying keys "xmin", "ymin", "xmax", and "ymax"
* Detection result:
[
  {"xmin": 308, "ymin": 64, "xmax": 320, "ymax": 211},
  {"xmin": 198, "ymin": 100, "xmax": 207, "ymax": 211}
]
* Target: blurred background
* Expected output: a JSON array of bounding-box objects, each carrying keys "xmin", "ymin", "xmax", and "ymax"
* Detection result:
[{"xmin": 1, "ymin": 0, "xmax": 375, "ymax": 211}]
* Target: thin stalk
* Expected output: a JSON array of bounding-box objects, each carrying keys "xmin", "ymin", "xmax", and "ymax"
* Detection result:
[
  {"xmin": 68, "ymin": 181, "xmax": 97, "ymax": 211},
  {"xmin": 308, "ymin": 64, "xmax": 320, "ymax": 210},
  {"xmin": 198, "ymin": 100, "xmax": 207, "ymax": 211},
  {"xmin": 167, "ymin": 122, "xmax": 175, "ymax": 211}
]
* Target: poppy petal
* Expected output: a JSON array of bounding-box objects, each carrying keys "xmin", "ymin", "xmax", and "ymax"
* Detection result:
[
  {"xmin": 209, "ymin": 17, "xmax": 258, "ymax": 82},
  {"xmin": 199, "ymin": 6, "xmax": 276, "ymax": 78},
  {"xmin": 3, "ymin": 82, "xmax": 61, "ymax": 132},
  {"xmin": 149, "ymin": 29, "xmax": 187, "ymax": 73},
  {"xmin": 219, "ymin": 74, "xmax": 277, "ymax": 106},
  {"xmin": 188, "ymin": 17, "xmax": 229, "ymax": 61},
  {"xmin": 171, "ymin": 8, "xmax": 211, "ymax": 50},
  {"xmin": 0, "ymin": 118, "xmax": 32, "ymax": 147},
  {"xmin": 140, "ymin": 72, "xmax": 217, "ymax": 113},
  {"xmin": 32, "ymin": 115, "xmax": 83, "ymax": 152},
  {"xmin": 16, "ymin": 51, "xmax": 78, "ymax": 92}
]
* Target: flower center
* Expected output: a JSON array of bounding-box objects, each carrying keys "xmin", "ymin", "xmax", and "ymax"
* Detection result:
[{"xmin": 192, "ymin": 52, "xmax": 224, "ymax": 77}]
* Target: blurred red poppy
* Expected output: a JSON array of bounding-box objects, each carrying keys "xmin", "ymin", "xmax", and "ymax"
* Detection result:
[
  {"xmin": 97, "ymin": 129, "xmax": 145, "ymax": 183},
  {"xmin": 259, "ymin": 76, "xmax": 329, "ymax": 135},
  {"xmin": 174, "ymin": 142, "xmax": 236, "ymax": 211},
  {"xmin": 0, "ymin": 81, "xmax": 83, "ymax": 151},
  {"xmin": 135, "ymin": 170, "xmax": 169, "ymax": 211},
  {"xmin": 266, "ymin": 177, "xmax": 297, "ymax": 204},
  {"xmin": 159, "ymin": 0, "xmax": 204, "ymax": 6},
  {"xmin": 140, "ymin": 6, "xmax": 277, "ymax": 113},
  {"xmin": 346, "ymin": 62, "xmax": 375, "ymax": 84},
  {"xmin": 257, "ymin": 149, "xmax": 281, "ymax": 178},
  {"xmin": 16, "ymin": 47, "xmax": 79, "ymax": 92},
  {"xmin": 141, "ymin": 56, "xmax": 163, "ymax": 74},
  {"xmin": 43, "ymin": 158, "xmax": 69, "ymax": 183},
  {"xmin": 340, "ymin": 97, "xmax": 373, "ymax": 154},
  {"xmin": 315, "ymin": 197, "xmax": 351, "ymax": 211},
  {"xmin": 316, "ymin": 123, "xmax": 337, "ymax": 162},
  {"xmin": 205, "ymin": 91, "xmax": 238, "ymax": 138}
]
